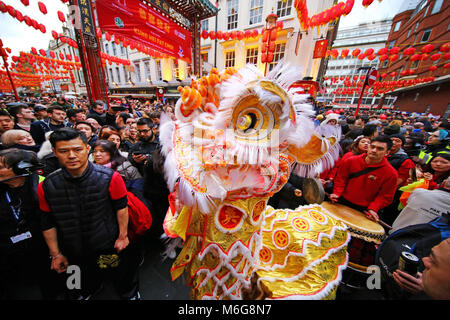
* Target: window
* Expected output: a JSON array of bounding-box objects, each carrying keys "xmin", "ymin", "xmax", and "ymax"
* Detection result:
[
  {"xmin": 246, "ymin": 47, "xmax": 258, "ymax": 65},
  {"xmin": 249, "ymin": 0, "xmax": 263, "ymax": 25},
  {"xmin": 411, "ymin": 60, "xmax": 419, "ymax": 69},
  {"xmin": 227, "ymin": 0, "xmax": 238, "ymax": 30},
  {"xmin": 394, "ymin": 21, "xmax": 401, "ymax": 32},
  {"xmin": 155, "ymin": 60, "xmax": 162, "ymax": 80},
  {"xmin": 173, "ymin": 59, "xmax": 180, "ymax": 79},
  {"xmin": 431, "ymin": 0, "xmax": 443, "ymax": 14},
  {"xmin": 225, "ymin": 51, "xmax": 235, "ymax": 68},
  {"xmin": 115, "ymin": 67, "xmax": 121, "ymax": 83},
  {"xmin": 135, "ymin": 63, "xmax": 141, "ymax": 82},
  {"xmin": 414, "ymin": 22, "xmax": 420, "ymax": 32},
  {"xmin": 420, "ymin": 28, "xmax": 432, "ymax": 42},
  {"xmin": 144, "ymin": 61, "xmax": 151, "ymax": 80},
  {"xmin": 112, "ymin": 43, "xmax": 117, "ymax": 56},
  {"xmin": 105, "ymin": 43, "xmax": 109, "ymax": 55},
  {"xmin": 109, "ymin": 69, "xmax": 114, "ymax": 83},
  {"xmin": 277, "ymin": 0, "xmax": 293, "ymax": 17},
  {"xmin": 201, "ymin": 19, "xmax": 209, "ymax": 31},
  {"xmin": 268, "ymin": 43, "xmax": 286, "ymax": 72},
  {"xmin": 388, "ymin": 40, "xmax": 396, "ymax": 49}
]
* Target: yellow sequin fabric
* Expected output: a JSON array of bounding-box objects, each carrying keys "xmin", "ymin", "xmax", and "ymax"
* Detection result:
[{"xmin": 256, "ymin": 205, "xmax": 350, "ymax": 300}]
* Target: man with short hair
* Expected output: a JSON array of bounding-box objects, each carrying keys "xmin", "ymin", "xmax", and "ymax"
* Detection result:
[
  {"xmin": 330, "ymin": 135, "xmax": 398, "ymax": 221},
  {"xmin": 38, "ymin": 128, "xmax": 140, "ymax": 300},
  {"xmin": 30, "ymin": 105, "xmax": 72, "ymax": 145},
  {"xmin": 393, "ymin": 238, "xmax": 450, "ymax": 300},
  {"xmin": 0, "ymin": 109, "xmax": 14, "ymax": 141},
  {"xmin": 8, "ymin": 104, "xmax": 35, "ymax": 132},
  {"xmin": 66, "ymin": 108, "xmax": 86, "ymax": 126},
  {"xmin": 87, "ymin": 101, "xmax": 106, "ymax": 126},
  {"xmin": 127, "ymin": 118, "xmax": 159, "ymax": 176}
]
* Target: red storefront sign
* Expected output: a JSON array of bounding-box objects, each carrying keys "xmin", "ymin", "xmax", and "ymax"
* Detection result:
[
  {"xmin": 313, "ymin": 39, "xmax": 328, "ymax": 59},
  {"xmin": 96, "ymin": 0, "xmax": 192, "ymax": 63}
]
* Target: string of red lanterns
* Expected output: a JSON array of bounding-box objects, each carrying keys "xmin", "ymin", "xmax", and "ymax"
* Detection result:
[{"xmin": 295, "ymin": 0, "xmax": 355, "ymax": 31}]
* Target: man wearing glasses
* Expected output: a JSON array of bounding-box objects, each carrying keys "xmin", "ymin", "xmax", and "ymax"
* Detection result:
[{"xmin": 127, "ymin": 118, "xmax": 159, "ymax": 176}]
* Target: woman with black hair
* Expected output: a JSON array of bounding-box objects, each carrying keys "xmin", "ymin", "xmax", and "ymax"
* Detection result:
[
  {"xmin": 92, "ymin": 140, "xmax": 142, "ymax": 185},
  {"xmin": 423, "ymin": 152, "xmax": 450, "ymax": 190}
]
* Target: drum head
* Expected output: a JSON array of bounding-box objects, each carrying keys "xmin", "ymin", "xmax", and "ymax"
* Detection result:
[
  {"xmin": 302, "ymin": 178, "xmax": 325, "ymax": 204},
  {"xmin": 321, "ymin": 202, "xmax": 385, "ymax": 244}
]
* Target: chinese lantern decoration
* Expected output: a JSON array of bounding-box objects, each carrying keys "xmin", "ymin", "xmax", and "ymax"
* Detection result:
[
  {"xmin": 222, "ymin": 32, "xmax": 230, "ymax": 41},
  {"xmin": 21, "ymin": 0, "xmax": 29, "ymax": 6},
  {"xmin": 389, "ymin": 47, "xmax": 401, "ymax": 55},
  {"xmin": 430, "ymin": 53, "xmax": 441, "ymax": 61},
  {"xmin": 208, "ymin": 31, "xmax": 216, "ymax": 40},
  {"xmin": 444, "ymin": 63, "xmax": 450, "ymax": 69},
  {"xmin": 201, "ymin": 30, "xmax": 208, "ymax": 39},
  {"xmin": 38, "ymin": 2, "xmax": 47, "ymax": 15},
  {"xmin": 341, "ymin": 49, "xmax": 349, "ymax": 58},
  {"xmin": 261, "ymin": 13, "xmax": 278, "ymax": 68},
  {"xmin": 330, "ymin": 49, "xmax": 339, "ymax": 59},
  {"xmin": 352, "ymin": 48, "xmax": 361, "ymax": 57},
  {"xmin": 439, "ymin": 42, "xmax": 450, "ymax": 52},
  {"xmin": 105, "ymin": 32, "xmax": 111, "ymax": 41},
  {"xmin": 403, "ymin": 47, "xmax": 415, "ymax": 56},
  {"xmin": 368, "ymin": 53, "xmax": 377, "ymax": 61},
  {"xmin": 444, "ymin": 52, "xmax": 450, "ymax": 60},
  {"xmin": 39, "ymin": 49, "xmax": 46, "ymax": 56},
  {"xmin": 216, "ymin": 31, "xmax": 223, "ymax": 40},
  {"xmin": 237, "ymin": 31, "xmax": 244, "ymax": 40},
  {"xmin": 379, "ymin": 54, "xmax": 388, "ymax": 61},
  {"xmin": 421, "ymin": 44, "xmax": 434, "ymax": 53},
  {"xmin": 362, "ymin": 0, "xmax": 374, "ymax": 7},
  {"xmin": 429, "ymin": 65, "xmax": 437, "ymax": 72},
  {"xmin": 410, "ymin": 54, "xmax": 421, "ymax": 61},
  {"xmin": 57, "ymin": 11, "xmax": 65, "ymax": 23}
]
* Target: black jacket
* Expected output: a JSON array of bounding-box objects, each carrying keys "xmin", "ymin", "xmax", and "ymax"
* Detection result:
[
  {"xmin": 0, "ymin": 174, "xmax": 44, "ymax": 254},
  {"xmin": 41, "ymin": 163, "xmax": 125, "ymax": 257}
]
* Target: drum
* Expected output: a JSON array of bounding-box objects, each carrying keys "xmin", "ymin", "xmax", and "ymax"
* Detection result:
[
  {"xmin": 321, "ymin": 202, "xmax": 386, "ymax": 292},
  {"xmin": 321, "ymin": 202, "xmax": 385, "ymax": 244},
  {"xmin": 302, "ymin": 178, "xmax": 325, "ymax": 204}
]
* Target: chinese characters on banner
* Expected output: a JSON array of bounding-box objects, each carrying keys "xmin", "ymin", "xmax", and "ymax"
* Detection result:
[
  {"xmin": 78, "ymin": 0, "xmax": 96, "ymax": 37},
  {"xmin": 313, "ymin": 39, "xmax": 328, "ymax": 59},
  {"xmin": 96, "ymin": 0, "xmax": 192, "ymax": 63}
]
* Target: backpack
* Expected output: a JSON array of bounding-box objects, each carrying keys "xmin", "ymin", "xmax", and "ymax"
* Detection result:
[
  {"xmin": 375, "ymin": 214, "xmax": 450, "ymax": 300},
  {"xmin": 127, "ymin": 191, "xmax": 152, "ymax": 242}
]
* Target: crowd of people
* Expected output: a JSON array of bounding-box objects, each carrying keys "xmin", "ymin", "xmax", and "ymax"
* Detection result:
[{"xmin": 0, "ymin": 93, "xmax": 449, "ymax": 300}]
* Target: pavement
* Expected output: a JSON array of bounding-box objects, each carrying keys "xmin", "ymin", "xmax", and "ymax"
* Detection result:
[{"xmin": 94, "ymin": 235, "xmax": 190, "ymax": 300}]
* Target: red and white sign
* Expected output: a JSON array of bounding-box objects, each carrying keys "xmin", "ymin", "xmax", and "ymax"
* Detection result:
[
  {"xmin": 367, "ymin": 69, "xmax": 378, "ymax": 86},
  {"xmin": 96, "ymin": 0, "xmax": 192, "ymax": 63}
]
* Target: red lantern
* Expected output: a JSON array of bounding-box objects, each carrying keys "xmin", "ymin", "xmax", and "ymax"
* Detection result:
[
  {"xmin": 21, "ymin": 0, "xmax": 30, "ymax": 6},
  {"xmin": 364, "ymin": 48, "xmax": 374, "ymax": 56},
  {"xmin": 59, "ymin": 52, "xmax": 64, "ymax": 60},
  {"xmin": 31, "ymin": 47, "xmax": 37, "ymax": 55},
  {"xmin": 51, "ymin": 30, "xmax": 58, "ymax": 40},
  {"xmin": 57, "ymin": 11, "xmax": 65, "ymax": 23},
  {"xmin": 38, "ymin": 2, "xmax": 47, "ymax": 15},
  {"xmin": 389, "ymin": 47, "xmax": 401, "ymax": 55},
  {"xmin": 216, "ymin": 31, "xmax": 223, "ymax": 40},
  {"xmin": 222, "ymin": 32, "xmax": 230, "ymax": 41},
  {"xmin": 444, "ymin": 52, "xmax": 450, "ymax": 60},
  {"xmin": 352, "ymin": 48, "xmax": 361, "ymax": 57},
  {"xmin": 49, "ymin": 51, "xmax": 55, "ymax": 59},
  {"xmin": 276, "ymin": 21, "xmax": 283, "ymax": 30},
  {"xmin": 444, "ymin": 63, "xmax": 450, "ymax": 69},
  {"xmin": 330, "ymin": 49, "xmax": 339, "ymax": 59},
  {"xmin": 39, "ymin": 24, "xmax": 46, "ymax": 34},
  {"xmin": 244, "ymin": 30, "xmax": 251, "ymax": 39},
  {"xmin": 430, "ymin": 53, "xmax": 441, "ymax": 61},
  {"xmin": 428, "ymin": 65, "xmax": 437, "ymax": 72},
  {"xmin": 421, "ymin": 54, "xmax": 429, "ymax": 61},
  {"xmin": 341, "ymin": 49, "xmax": 349, "ymax": 58},
  {"xmin": 379, "ymin": 54, "xmax": 388, "ymax": 61},
  {"xmin": 358, "ymin": 53, "xmax": 366, "ymax": 60},
  {"xmin": 230, "ymin": 31, "xmax": 237, "ymax": 39},
  {"xmin": 439, "ymin": 42, "xmax": 450, "ymax": 52},
  {"xmin": 39, "ymin": 49, "xmax": 46, "ymax": 56},
  {"xmin": 251, "ymin": 29, "xmax": 259, "ymax": 38},
  {"xmin": 421, "ymin": 44, "xmax": 434, "ymax": 53},
  {"xmin": 368, "ymin": 54, "xmax": 377, "ymax": 61},
  {"xmin": 410, "ymin": 54, "xmax": 421, "ymax": 61},
  {"xmin": 7, "ymin": 6, "xmax": 16, "ymax": 18},
  {"xmin": 208, "ymin": 31, "xmax": 216, "ymax": 40},
  {"xmin": 403, "ymin": 47, "xmax": 415, "ymax": 55},
  {"xmin": 201, "ymin": 30, "xmax": 208, "ymax": 39},
  {"xmin": 237, "ymin": 31, "xmax": 244, "ymax": 40},
  {"xmin": 390, "ymin": 72, "xmax": 397, "ymax": 78},
  {"xmin": 408, "ymin": 69, "xmax": 416, "ymax": 75},
  {"xmin": 105, "ymin": 32, "xmax": 111, "ymax": 41}
]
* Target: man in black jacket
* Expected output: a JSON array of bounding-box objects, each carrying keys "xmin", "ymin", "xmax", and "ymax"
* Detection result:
[
  {"xmin": 30, "ymin": 105, "xmax": 72, "ymax": 145},
  {"xmin": 38, "ymin": 128, "xmax": 140, "ymax": 300},
  {"xmin": 0, "ymin": 149, "xmax": 53, "ymax": 299}
]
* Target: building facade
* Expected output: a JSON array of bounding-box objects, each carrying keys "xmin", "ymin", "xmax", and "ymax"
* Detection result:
[
  {"xmin": 200, "ymin": 0, "xmax": 335, "ymax": 80},
  {"xmin": 378, "ymin": 0, "xmax": 449, "ymax": 116},
  {"xmin": 318, "ymin": 19, "xmax": 394, "ymax": 108}
]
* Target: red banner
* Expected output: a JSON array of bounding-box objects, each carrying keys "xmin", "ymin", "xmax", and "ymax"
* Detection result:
[
  {"xmin": 96, "ymin": 0, "xmax": 192, "ymax": 63},
  {"xmin": 313, "ymin": 39, "xmax": 328, "ymax": 59}
]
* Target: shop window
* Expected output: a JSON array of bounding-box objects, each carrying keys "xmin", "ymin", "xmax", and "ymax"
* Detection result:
[
  {"xmin": 249, "ymin": 0, "xmax": 263, "ymax": 25},
  {"xmin": 225, "ymin": 51, "xmax": 235, "ymax": 68},
  {"xmin": 277, "ymin": 0, "xmax": 293, "ymax": 17},
  {"xmin": 268, "ymin": 43, "xmax": 286, "ymax": 72},
  {"xmin": 227, "ymin": 0, "xmax": 238, "ymax": 30},
  {"xmin": 246, "ymin": 47, "xmax": 258, "ymax": 65}
]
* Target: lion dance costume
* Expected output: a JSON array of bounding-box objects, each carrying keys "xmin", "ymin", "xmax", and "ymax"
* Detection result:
[{"xmin": 160, "ymin": 62, "xmax": 351, "ymax": 300}]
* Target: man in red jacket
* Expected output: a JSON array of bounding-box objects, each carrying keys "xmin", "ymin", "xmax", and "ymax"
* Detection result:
[
  {"xmin": 329, "ymin": 135, "xmax": 398, "ymax": 267},
  {"xmin": 330, "ymin": 135, "xmax": 398, "ymax": 222}
]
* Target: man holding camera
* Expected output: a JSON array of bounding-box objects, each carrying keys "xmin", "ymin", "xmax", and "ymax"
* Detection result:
[
  {"xmin": 127, "ymin": 118, "xmax": 159, "ymax": 176},
  {"xmin": 0, "ymin": 149, "xmax": 53, "ymax": 299}
]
